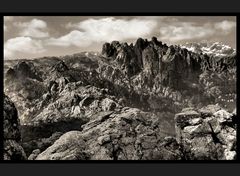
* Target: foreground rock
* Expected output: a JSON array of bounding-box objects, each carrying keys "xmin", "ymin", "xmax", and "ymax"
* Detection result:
[
  {"xmin": 36, "ymin": 108, "xmax": 181, "ymax": 160},
  {"xmin": 175, "ymin": 105, "xmax": 237, "ymax": 160},
  {"xmin": 3, "ymin": 94, "xmax": 27, "ymax": 160}
]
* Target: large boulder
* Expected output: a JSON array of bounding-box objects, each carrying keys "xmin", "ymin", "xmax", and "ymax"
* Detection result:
[
  {"xmin": 175, "ymin": 105, "xmax": 236, "ymax": 160},
  {"xmin": 36, "ymin": 131, "xmax": 88, "ymax": 160},
  {"xmin": 36, "ymin": 108, "xmax": 182, "ymax": 160}
]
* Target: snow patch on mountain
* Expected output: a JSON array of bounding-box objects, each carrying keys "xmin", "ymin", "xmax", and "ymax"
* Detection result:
[{"xmin": 181, "ymin": 42, "xmax": 236, "ymax": 57}]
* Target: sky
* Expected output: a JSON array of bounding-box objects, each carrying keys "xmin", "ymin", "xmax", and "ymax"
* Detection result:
[{"xmin": 4, "ymin": 16, "xmax": 236, "ymax": 60}]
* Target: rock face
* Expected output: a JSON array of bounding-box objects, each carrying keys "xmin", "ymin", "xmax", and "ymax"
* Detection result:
[
  {"xmin": 101, "ymin": 37, "xmax": 235, "ymax": 79},
  {"xmin": 36, "ymin": 108, "xmax": 182, "ymax": 160},
  {"xmin": 51, "ymin": 60, "xmax": 69, "ymax": 73},
  {"xmin": 102, "ymin": 43, "xmax": 116, "ymax": 57},
  {"xmin": 175, "ymin": 105, "xmax": 236, "ymax": 160},
  {"xmin": 142, "ymin": 46, "xmax": 159, "ymax": 76},
  {"xmin": 100, "ymin": 38, "xmax": 204, "ymax": 88},
  {"xmin": 3, "ymin": 94, "xmax": 27, "ymax": 160}
]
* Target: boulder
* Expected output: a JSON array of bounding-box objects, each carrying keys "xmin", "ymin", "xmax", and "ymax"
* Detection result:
[
  {"xmin": 175, "ymin": 106, "xmax": 236, "ymax": 160},
  {"xmin": 28, "ymin": 149, "xmax": 41, "ymax": 160},
  {"xmin": 36, "ymin": 108, "xmax": 182, "ymax": 160},
  {"xmin": 101, "ymin": 98, "xmax": 117, "ymax": 111},
  {"xmin": 52, "ymin": 60, "xmax": 69, "ymax": 73},
  {"xmin": 36, "ymin": 131, "xmax": 88, "ymax": 160}
]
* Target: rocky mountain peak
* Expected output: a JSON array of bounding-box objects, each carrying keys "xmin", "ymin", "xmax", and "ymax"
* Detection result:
[
  {"xmin": 6, "ymin": 61, "xmax": 42, "ymax": 82},
  {"xmin": 52, "ymin": 60, "xmax": 69, "ymax": 73},
  {"xmin": 101, "ymin": 37, "xmax": 236, "ymax": 78}
]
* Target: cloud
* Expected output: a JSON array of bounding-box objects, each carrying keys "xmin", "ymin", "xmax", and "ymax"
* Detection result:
[
  {"xmin": 214, "ymin": 20, "xmax": 236, "ymax": 33},
  {"xmin": 160, "ymin": 22, "xmax": 215, "ymax": 41},
  {"xmin": 159, "ymin": 20, "xmax": 236, "ymax": 42},
  {"xmin": 47, "ymin": 30, "xmax": 90, "ymax": 47},
  {"xmin": 4, "ymin": 37, "xmax": 45, "ymax": 59},
  {"xmin": 48, "ymin": 17, "xmax": 157, "ymax": 47},
  {"xmin": 14, "ymin": 19, "xmax": 49, "ymax": 38}
]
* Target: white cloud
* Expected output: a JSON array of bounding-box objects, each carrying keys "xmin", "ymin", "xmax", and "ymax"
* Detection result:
[
  {"xmin": 48, "ymin": 17, "xmax": 157, "ymax": 47},
  {"xmin": 14, "ymin": 19, "xmax": 49, "ymax": 38},
  {"xmin": 214, "ymin": 20, "xmax": 236, "ymax": 33},
  {"xmin": 160, "ymin": 20, "xmax": 236, "ymax": 42},
  {"xmin": 4, "ymin": 37, "xmax": 45, "ymax": 59},
  {"xmin": 47, "ymin": 30, "xmax": 90, "ymax": 47},
  {"xmin": 160, "ymin": 22, "xmax": 215, "ymax": 41}
]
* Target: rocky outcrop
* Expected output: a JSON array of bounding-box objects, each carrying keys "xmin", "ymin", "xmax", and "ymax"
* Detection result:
[
  {"xmin": 101, "ymin": 37, "xmax": 235, "ymax": 87},
  {"xmin": 102, "ymin": 42, "xmax": 116, "ymax": 57},
  {"xmin": 3, "ymin": 94, "xmax": 27, "ymax": 160},
  {"xmin": 102, "ymin": 39, "xmax": 152, "ymax": 77},
  {"xmin": 6, "ymin": 61, "xmax": 42, "ymax": 82},
  {"xmin": 99, "ymin": 37, "xmax": 236, "ymax": 112},
  {"xmin": 142, "ymin": 45, "xmax": 159, "ymax": 76},
  {"xmin": 51, "ymin": 60, "xmax": 69, "ymax": 73},
  {"xmin": 19, "ymin": 82, "xmax": 125, "ymax": 157},
  {"xmin": 36, "ymin": 108, "xmax": 180, "ymax": 160},
  {"xmin": 32, "ymin": 104, "xmax": 237, "ymax": 160},
  {"xmin": 5, "ymin": 68, "xmax": 16, "ymax": 79},
  {"xmin": 175, "ymin": 105, "xmax": 236, "ymax": 160}
]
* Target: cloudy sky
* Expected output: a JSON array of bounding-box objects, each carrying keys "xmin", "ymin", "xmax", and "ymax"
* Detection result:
[{"xmin": 4, "ymin": 16, "xmax": 236, "ymax": 60}]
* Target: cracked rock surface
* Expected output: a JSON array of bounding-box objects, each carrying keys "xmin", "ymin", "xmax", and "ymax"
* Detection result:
[
  {"xmin": 36, "ymin": 108, "xmax": 182, "ymax": 160},
  {"xmin": 175, "ymin": 105, "xmax": 236, "ymax": 160}
]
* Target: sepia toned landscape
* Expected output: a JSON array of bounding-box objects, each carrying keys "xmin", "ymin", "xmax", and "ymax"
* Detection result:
[{"xmin": 3, "ymin": 16, "xmax": 237, "ymax": 160}]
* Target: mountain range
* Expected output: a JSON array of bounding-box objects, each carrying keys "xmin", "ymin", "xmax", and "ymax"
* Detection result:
[{"xmin": 3, "ymin": 37, "xmax": 236, "ymax": 160}]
